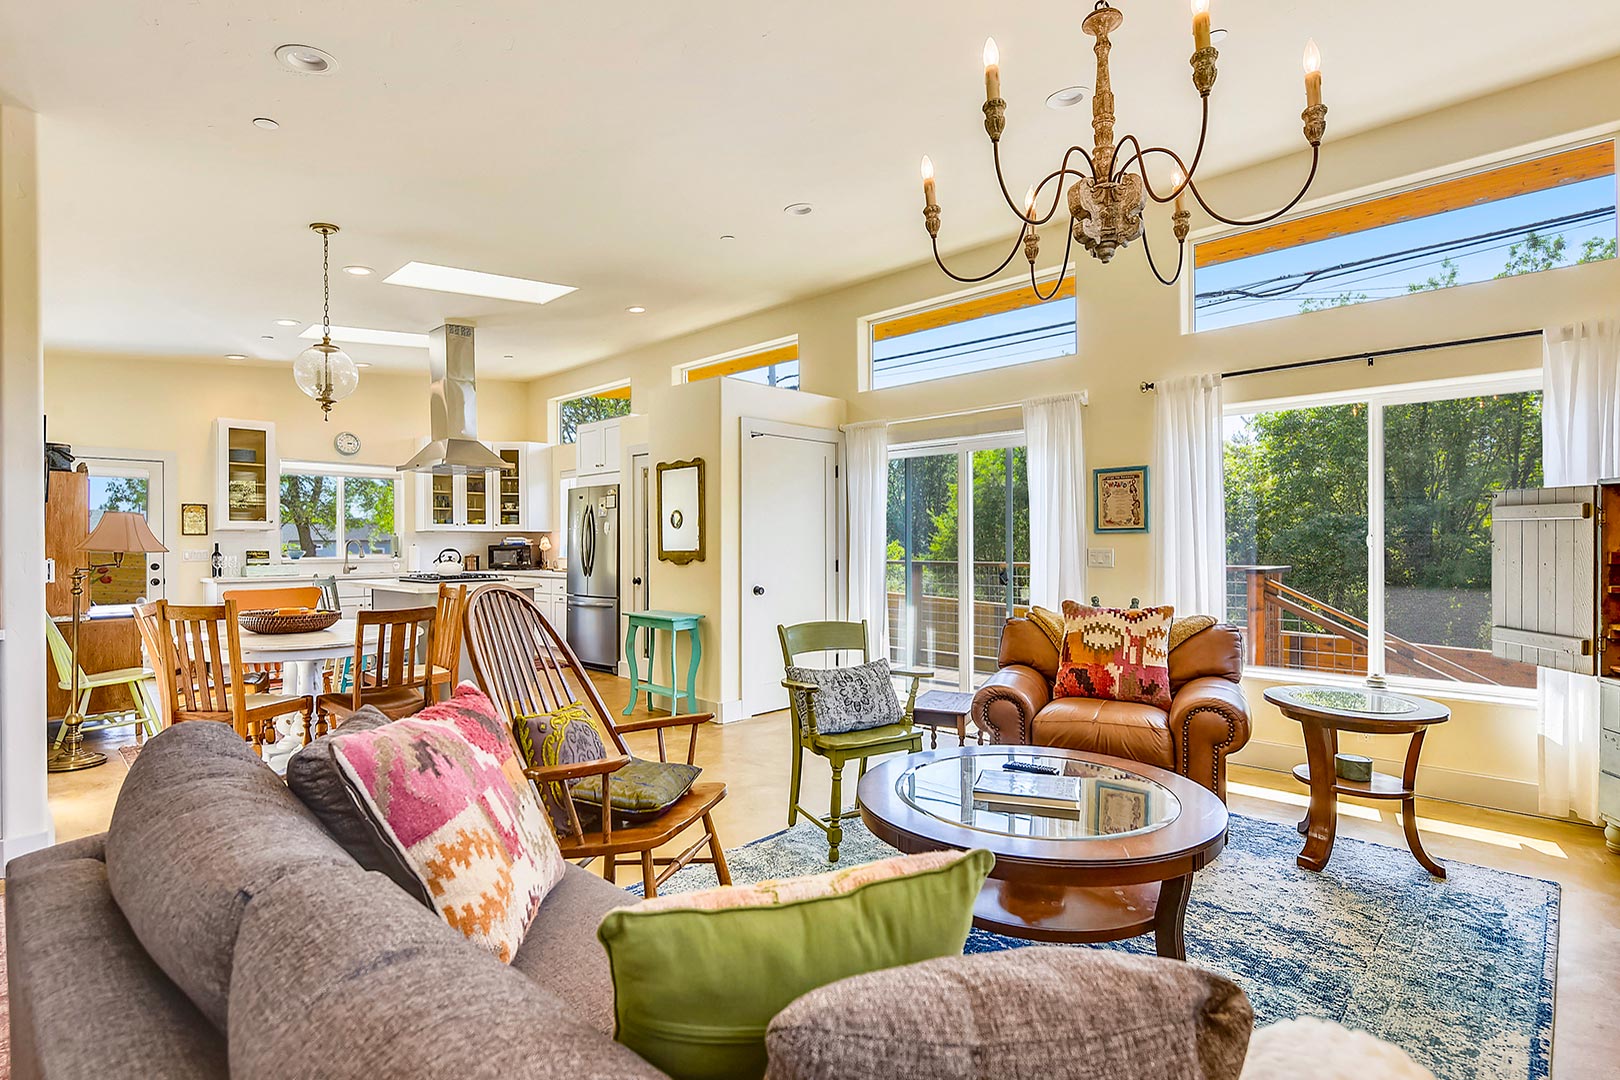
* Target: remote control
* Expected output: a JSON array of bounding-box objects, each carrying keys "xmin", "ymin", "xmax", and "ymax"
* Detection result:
[{"xmin": 1001, "ymin": 760, "xmax": 1061, "ymax": 776}]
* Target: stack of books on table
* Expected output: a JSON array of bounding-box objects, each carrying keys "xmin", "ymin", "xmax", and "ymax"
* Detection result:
[{"xmin": 972, "ymin": 769, "xmax": 1083, "ymax": 821}]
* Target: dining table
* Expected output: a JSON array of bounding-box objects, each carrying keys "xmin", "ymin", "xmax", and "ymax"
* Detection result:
[{"xmin": 236, "ymin": 618, "xmax": 368, "ymax": 769}]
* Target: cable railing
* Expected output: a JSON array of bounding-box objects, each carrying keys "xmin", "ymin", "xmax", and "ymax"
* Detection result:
[{"xmin": 887, "ymin": 558, "xmax": 1030, "ymax": 677}]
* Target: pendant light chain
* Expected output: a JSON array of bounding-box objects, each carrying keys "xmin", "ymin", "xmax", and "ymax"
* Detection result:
[{"xmin": 321, "ymin": 227, "xmax": 332, "ymax": 344}]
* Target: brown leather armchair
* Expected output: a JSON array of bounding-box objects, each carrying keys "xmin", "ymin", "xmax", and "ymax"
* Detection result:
[{"xmin": 972, "ymin": 616, "xmax": 1251, "ymax": 800}]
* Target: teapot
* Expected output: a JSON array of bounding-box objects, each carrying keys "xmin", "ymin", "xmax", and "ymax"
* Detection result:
[{"xmin": 432, "ymin": 548, "xmax": 465, "ymax": 577}]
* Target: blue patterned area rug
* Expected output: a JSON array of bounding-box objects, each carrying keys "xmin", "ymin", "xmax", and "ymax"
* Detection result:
[{"xmin": 631, "ymin": 813, "xmax": 1558, "ymax": 1080}]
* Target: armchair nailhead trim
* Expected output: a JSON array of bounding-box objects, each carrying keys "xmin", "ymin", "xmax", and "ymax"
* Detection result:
[
  {"xmin": 1180, "ymin": 702, "xmax": 1244, "ymax": 794},
  {"xmin": 975, "ymin": 688, "xmax": 1030, "ymax": 744}
]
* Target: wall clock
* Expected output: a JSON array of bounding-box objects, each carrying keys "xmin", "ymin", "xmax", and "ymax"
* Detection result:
[{"xmin": 334, "ymin": 431, "xmax": 362, "ymax": 457}]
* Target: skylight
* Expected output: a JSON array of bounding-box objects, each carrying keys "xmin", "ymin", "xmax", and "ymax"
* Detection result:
[
  {"xmin": 298, "ymin": 325, "xmax": 430, "ymax": 348},
  {"xmin": 383, "ymin": 261, "xmax": 577, "ymax": 305}
]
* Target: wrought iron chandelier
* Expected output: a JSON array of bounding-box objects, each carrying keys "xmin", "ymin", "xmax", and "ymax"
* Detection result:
[
  {"xmin": 920, "ymin": 0, "xmax": 1328, "ymax": 296},
  {"xmin": 293, "ymin": 222, "xmax": 360, "ymax": 421}
]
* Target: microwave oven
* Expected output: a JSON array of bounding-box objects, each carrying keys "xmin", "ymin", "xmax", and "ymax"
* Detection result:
[{"xmin": 487, "ymin": 542, "xmax": 534, "ymax": 570}]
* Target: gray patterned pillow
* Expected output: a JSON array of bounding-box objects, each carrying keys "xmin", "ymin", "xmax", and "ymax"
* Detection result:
[{"xmin": 784, "ymin": 659, "xmax": 904, "ymax": 736}]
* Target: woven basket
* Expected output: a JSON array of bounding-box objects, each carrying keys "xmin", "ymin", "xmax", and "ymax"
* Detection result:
[{"xmin": 237, "ymin": 609, "xmax": 341, "ymax": 635}]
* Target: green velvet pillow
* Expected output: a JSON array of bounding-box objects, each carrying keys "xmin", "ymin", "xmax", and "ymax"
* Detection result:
[{"xmin": 596, "ymin": 848, "xmax": 994, "ymax": 1080}]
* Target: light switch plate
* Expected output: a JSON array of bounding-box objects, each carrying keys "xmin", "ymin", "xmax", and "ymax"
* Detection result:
[
  {"xmin": 183, "ymin": 549, "xmax": 211, "ymax": 563},
  {"xmin": 1087, "ymin": 548, "xmax": 1115, "ymax": 568}
]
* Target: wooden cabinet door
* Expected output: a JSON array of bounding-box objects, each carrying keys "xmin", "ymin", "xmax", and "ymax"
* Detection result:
[{"xmin": 1491, "ymin": 485, "xmax": 1597, "ymax": 674}]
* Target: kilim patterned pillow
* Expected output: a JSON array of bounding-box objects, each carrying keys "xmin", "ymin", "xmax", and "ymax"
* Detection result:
[
  {"xmin": 329, "ymin": 681, "xmax": 566, "ymax": 963},
  {"xmin": 1053, "ymin": 602, "xmax": 1174, "ymax": 709}
]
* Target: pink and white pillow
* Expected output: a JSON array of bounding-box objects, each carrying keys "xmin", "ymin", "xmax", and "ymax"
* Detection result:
[
  {"xmin": 329, "ymin": 682, "xmax": 565, "ymax": 962},
  {"xmin": 1053, "ymin": 602, "xmax": 1174, "ymax": 709}
]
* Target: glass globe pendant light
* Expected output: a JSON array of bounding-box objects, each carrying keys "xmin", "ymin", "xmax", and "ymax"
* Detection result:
[{"xmin": 294, "ymin": 222, "xmax": 360, "ymax": 421}]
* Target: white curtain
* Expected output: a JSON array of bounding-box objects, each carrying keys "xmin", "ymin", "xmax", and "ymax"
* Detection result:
[
  {"xmin": 1152, "ymin": 373, "xmax": 1227, "ymax": 619},
  {"xmin": 843, "ymin": 421, "xmax": 890, "ymax": 655},
  {"xmin": 1024, "ymin": 393, "xmax": 1087, "ymax": 609},
  {"xmin": 1537, "ymin": 319, "xmax": 1620, "ymax": 824}
]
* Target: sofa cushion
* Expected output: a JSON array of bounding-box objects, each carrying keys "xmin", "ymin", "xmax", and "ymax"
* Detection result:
[
  {"xmin": 228, "ymin": 860, "xmax": 665, "ymax": 1080},
  {"xmin": 1054, "ymin": 603, "xmax": 1174, "ymax": 709},
  {"xmin": 5, "ymin": 837, "xmax": 229, "ymax": 1080},
  {"xmin": 597, "ymin": 849, "xmax": 994, "ymax": 1080},
  {"xmin": 510, "ymin": 863, "xmax": 636, "ymax": 1034},
  {"xmin": 765, "ymin": 947, "xmax": 1252, "ymax": 1080},
  {"xmin": 327, "ymin": 682, "xmax": 567, "ymax": 963},
  {"xmin": 103, "ymin": 719, "xmax": 359, "ymax": 1031},
  {"xmin": 284, "ymin": 706, "xmax": 432, "ymax": 906},
  {"xmin": 1030, "ymin": 697, "xmax": 1174, "ymax": 768},
  {"xmin": 784, "ymin": 658, "xmax": 904, "ymax": 735}
]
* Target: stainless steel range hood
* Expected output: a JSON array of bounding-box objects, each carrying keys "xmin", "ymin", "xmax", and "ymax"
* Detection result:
[{"xmin": 397, "ymin": 321, "xmax": 513, "ymax": 475}]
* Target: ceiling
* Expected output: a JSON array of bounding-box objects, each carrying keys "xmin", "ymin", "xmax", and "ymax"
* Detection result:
[{"xmin": 3, "ymin": 1, "xmax": 1619, "ymax": 380}]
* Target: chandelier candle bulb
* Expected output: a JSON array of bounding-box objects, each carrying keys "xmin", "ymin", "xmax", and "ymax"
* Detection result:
[
  {"xmin": 921, "ymin": 155, "xmax": 936, "ymax": 206},
  {"xmin": 983, "ymin": 37, "xmax": 1000, "ymax": 102},
  {"xmin": 1191, "ymin": 0, "xmax": 1212, "ymax": 51},
  {"xmin": 1304, "ymin": 38, "xmax": 1323, "ymax": 108}
]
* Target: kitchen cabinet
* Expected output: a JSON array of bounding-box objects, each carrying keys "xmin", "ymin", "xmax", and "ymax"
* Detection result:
[
  {"xmin": 416, "ymin": 441, "xmax": 552, "ymax": 532},
  {"xmin": 575, "ymin": 419, "xmax": 622, "ymax": 479},
  {"xmin": 214, "ymin": 419, "xmax": 279, "ymax": 530}
]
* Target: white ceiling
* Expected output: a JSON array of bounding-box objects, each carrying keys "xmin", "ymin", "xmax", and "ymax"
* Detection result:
[{"xmin": 3, "ymin": 2, "xmax": 1618, "ymax": 380}]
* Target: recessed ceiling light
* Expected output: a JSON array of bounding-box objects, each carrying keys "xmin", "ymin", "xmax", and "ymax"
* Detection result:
[
  {"xmin": 342, "ymin": 265, "xmax": 374, "ymax": 276},
  {"xmin": 1046, "ymin": 85, "xmax": 1089, "ymax": 109},
  {"xmin": 298, "ymin": 324, "xmax": 429, "ymax": 348},
  {"xmin": 383, "ymin": 261, "xmax": 577, "ymax": 305},
  {"xmin": 783, "ymin": 203, "xmax": 814, "ymax": 217},
  {"xmin": 503, "ymin": 354, "xmax": 515, "ymax": 359},
  {"xmin": 720, "ymin": 234, "xmax": 736, "ymax": 241},
  {"xmin": 273, "ymin": 318, "xmax": 300, "ymax": 326},
  {"xmin": 626, "ymin": 306, "xmax": 646, "ymax": 314},
  {"xmin": 1210, "ymin": 28, "xmax": 1229, "ymax": 44},
  {"xmin": 224, "ymin": 354, "xmax": 248, "ymax": 361},
  {"xmin": 260, "ymin": 334, "xmax": 275, "ymax": 340},
  {"xmin": 275, "ymin": 44, "xmax": 337, "ymax": 75},
  {"xmin": 252, "ymin": 117, "xmax": 280, "ymax": 130}
]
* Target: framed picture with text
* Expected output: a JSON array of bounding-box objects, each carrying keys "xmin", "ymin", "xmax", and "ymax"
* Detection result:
[
  {"xmin": 180, "ymin": 502, "xmax": 209, "ymax": 536},
  {"xmin": 1094, "ymin": 466, "xmax": 1148, "ymax": 533}
]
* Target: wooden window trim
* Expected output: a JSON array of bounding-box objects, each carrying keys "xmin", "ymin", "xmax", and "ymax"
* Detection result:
[
  {"xmin": 1195, "ymin": 142, "xmax": 1616, "ymax": 270},
  {"xmin": 873, "ymin": 276, "xmax": 1076, "ymax": 343},
  {"xmin": 686, "ymin": 342, "xmax": 799, "ymax": 383}
]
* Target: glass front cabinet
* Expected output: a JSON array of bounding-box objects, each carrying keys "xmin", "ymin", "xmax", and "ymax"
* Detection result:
[
  {"xmin": 414, "ymin": 442, "xmax": 553, "ymax": 532},
  {"xmin": 213, "ymin": 418, "xmax": 279, "ymax": 530}
]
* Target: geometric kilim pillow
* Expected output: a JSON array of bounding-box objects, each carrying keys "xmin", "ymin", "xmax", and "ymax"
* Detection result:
[
  {"xmin": 328, "ymin": 682, "xmax": 567, "ymax": 963},
  {"xmin": 1053, "ymin": 602, "xmax": 1174, "ymax": 709}
]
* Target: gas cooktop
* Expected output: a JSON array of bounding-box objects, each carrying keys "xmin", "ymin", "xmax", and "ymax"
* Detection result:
[{"xmin": 398, "ymin": 571, "xmax": 504, "ymax": 583}]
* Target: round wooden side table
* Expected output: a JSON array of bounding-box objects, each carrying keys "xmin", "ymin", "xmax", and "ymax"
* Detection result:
[{"xmin": 1262, "ymin": 685, "xmax": 1451, "ymax": 879}]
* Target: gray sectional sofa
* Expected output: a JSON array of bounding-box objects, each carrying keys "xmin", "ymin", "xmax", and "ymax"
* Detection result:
[{"xmin": 5, "ymin": 720, "xmax": 1254, "ymax": 1080}]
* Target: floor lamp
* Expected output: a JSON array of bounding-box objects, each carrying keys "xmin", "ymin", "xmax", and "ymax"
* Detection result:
[{"xmin": 48, "ymin": 510, "xmax": 168, "ymax": 772}]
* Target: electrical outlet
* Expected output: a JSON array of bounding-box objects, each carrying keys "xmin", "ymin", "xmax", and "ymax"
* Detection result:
[
  {"xmin": 183, "ymin": 549, "xmax": 211, "ymax": 563},
  {"xmin": 1087, "ymin": 548, "xmax": 1115, "ymax": 568}
]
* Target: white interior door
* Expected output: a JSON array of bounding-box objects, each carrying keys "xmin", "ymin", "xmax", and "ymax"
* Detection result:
[
  {"xmin": 630, "ymin": 451, "xmax": 651, "ymax": 615},
  {"xmin": 77, "ymin": 453, "xmax": 168, "ymax": 609},
  {"xmin": 741, "ymin": 420, "xmax": 841, "ymax": 717}
]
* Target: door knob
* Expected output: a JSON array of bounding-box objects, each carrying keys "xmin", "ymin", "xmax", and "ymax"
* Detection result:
[
  {"xmin": 753, "ymin": 585, "xmax": 765, "ymax": 596},
  {"xmin": 633, "ymin": 577, "xmax": 643, "ymax": 586},
  {"xmin": 150, "ymin": 578, "xmax": 160, "ymax": 586}
]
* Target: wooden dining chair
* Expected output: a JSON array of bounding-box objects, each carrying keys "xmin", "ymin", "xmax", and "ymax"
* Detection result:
[
  {"xmin": 132, "ymin": 600, "xmax": 172, "ymax": 729},
  {"xmin": 411, "ymin": 583, "xmax": 468, "ymax": 700},
  {"xmin": 314, "ymin": 606, "xmax": 437, "ymax": 734},
  {"xmin": 463, "ymin": 583, "xmax": 729, "ymax": 898},
  {"xmin": 222, "ymin": 586, "xmax": 323, "ymax": 692},
  {"xmin": 152, "ymin": 599, "xmax": 314, "ymax": 751}
]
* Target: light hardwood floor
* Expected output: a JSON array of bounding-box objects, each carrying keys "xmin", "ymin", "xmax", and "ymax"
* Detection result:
[{"xmin": 41, "ymin": 672, "xmax": 1620, "ymax": 1078}]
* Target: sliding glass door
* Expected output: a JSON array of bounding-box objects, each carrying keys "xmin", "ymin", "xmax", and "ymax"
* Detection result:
[{"xmin": 888, "ymin": 438, "xmax": 1029, "ymax": 689}]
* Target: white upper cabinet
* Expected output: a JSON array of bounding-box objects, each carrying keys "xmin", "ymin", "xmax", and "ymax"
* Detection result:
[
  {"xmin": 575, "ymin": 418, "xmax": 622, "ymax": 479},
  {"xmin": 214, "ymin": 418, "xmax": 279, "ymax": 531},
  {"xmin": 416, "ymin": 441, "xmax": 553, "ymax": 532}
]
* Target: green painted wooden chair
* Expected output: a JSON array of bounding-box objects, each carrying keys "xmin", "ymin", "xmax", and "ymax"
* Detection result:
[
  {"xmin": 45, "ymin": 615, "xmax": 161, "ymax": 745},
  {"xmin": 778, "ymin": 620, "xmax": 928, "ymax": 861}
]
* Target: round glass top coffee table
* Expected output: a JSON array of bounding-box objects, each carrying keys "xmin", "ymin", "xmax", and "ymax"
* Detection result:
[
  {"xmin": 1262, "ymin": 684, "xmax": 1451, "ymax": 878},
  {"xmin": 857, "ymin": 746, "xmax": 1228, "ymax": 959}
]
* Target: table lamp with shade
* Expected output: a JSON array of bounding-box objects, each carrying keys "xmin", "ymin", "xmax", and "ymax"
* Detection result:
[
  {"xmin": 49, "ymin": 510, "xmax": 168, "ymax": 772},
  {"xmin": 537, "ymin": 534, "xmax": 553, "ymax": 569}
]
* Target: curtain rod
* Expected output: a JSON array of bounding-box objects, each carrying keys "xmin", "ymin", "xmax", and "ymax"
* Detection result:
[{"xmin": 1137, "ymin": 330, "xmax": 1543, "ymax": 393}]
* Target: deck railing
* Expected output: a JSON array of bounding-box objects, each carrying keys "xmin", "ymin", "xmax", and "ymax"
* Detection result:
[{"xmin": 886, "ymin": 558, "xmax": 1030, "ymax": 677}]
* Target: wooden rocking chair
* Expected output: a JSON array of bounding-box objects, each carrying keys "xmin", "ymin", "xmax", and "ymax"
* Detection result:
[{"xmin": 463, "ymin": 584, "xmax": 730, "ymax": 898}]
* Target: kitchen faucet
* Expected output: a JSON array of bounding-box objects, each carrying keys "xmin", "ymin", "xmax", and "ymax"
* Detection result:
[{"xmin": 343, "ymin": 539, "xmax": 366, "ymax": 574}]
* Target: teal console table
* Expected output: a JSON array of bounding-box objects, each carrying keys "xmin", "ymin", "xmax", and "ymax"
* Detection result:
[{"xmin": 623, "ymin": 610, "xmax": 704, "ymax": 716}]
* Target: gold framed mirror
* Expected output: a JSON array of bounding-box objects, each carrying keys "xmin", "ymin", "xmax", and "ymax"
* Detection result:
[{"xmin": 656, "ymin": 458, "xmax": 705, "ymax": 564}]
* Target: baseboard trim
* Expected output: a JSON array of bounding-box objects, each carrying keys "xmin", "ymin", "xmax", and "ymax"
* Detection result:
[
  {"xmin": 707, "ymin": 698, "xmax": 747, "ymax": 725},
  {"xmin": 1231, "ymin": 739, "xmax": 1542, "ymax": 817},
  {"xmin": 1, "ymin": 827, "xmax": 57, "ymax": 869}
]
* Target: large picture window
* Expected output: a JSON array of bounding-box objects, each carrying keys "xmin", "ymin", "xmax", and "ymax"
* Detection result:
[
  {"xmin": 868, "ymin": 278, "xmax": 1076, "ymax": 390},
  {"xmin": 557, "ymin": 387, "xmax": 632, "ymax": 443},
  {"xmin": 1195, "ymin": 142, "xmax": 1618, "ymax": 332},
  {"xmin": 279, "ymin": 464, "xmax": 400, "ymax": 560},
  {"xmin": 888, "ymin": 438, "xmax": 1029, "ymax": 688},
  {"xmin": 1224, "ymin": 379, "xmax": 1542, "ymax": 690}
]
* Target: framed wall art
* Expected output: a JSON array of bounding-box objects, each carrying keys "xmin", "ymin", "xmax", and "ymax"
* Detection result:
[
  {"xmin": 180, "ymin": 502, "xmax": 209, "ymax": 536},
  {"xmin": 1093, "ymin": 466, "xmax": 1148, "ymax": 533}
]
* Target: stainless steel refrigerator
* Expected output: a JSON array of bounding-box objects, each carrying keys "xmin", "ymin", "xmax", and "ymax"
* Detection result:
[{"xmin": 567, "ymin": 483, "xmax": 620, "ymax": 671}]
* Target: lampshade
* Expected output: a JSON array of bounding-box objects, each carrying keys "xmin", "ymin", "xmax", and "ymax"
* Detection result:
[
  {"xmin": 538, "ymin": 535, "xmax": 553, "ymax": 551},
  {"xmin": 80, "ymin": 511, "xmax": 168, "ymax": 554}
]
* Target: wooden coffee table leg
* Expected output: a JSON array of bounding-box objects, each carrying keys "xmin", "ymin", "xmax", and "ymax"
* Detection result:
[
  {"xmin": 1401, "ymin": 730, "xmax": 1445, "ymax": 879},
  {"xmin": 1154, "ymin": 873, "xmax": 1192, "ymax": 960},
  {"xmin": 1298, "ymin": 719, "xmax": 1338, "ymax": 872}
]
